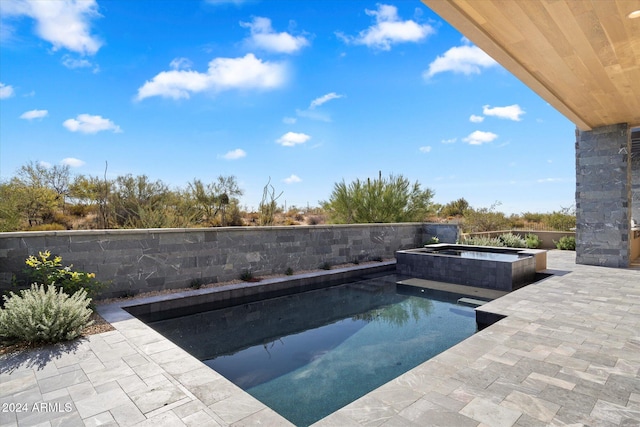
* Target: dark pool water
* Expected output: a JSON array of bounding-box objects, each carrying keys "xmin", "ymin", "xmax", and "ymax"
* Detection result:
[{"xmin": 146, "ymin": 274, "xmax": 477, "ymax": 426}]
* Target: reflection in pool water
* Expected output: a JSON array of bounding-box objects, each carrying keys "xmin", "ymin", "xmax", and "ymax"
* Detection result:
[{"xmin": 146, "ymin": 274, "xmax": 477, "ymax": 426}]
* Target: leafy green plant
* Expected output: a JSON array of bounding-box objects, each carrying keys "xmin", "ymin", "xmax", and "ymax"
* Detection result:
[
  {"xmin": 20, "ymin": 251, "xmax": 106, "ymax": 300},
  {"xmin": 285, "ymin": 267, "xmax": 294, "ymax": 276},
  {"xmin": 425, "ymin": 236, "xmax": 440, "ymax": 245},
  {"xmin": 190, "ymin": 279, "xmax": 203, "ymax": 289},
  {"xmin": 525, "ymin": 233, "xmax": 541, "ymax": 249},
  {"xmin": 497, "ymin": 233, "xmax": 526, "ymax": 248},
  {"xmin": 0, "ymin": 284, "xmax": 93, "ymax": 344},
  {"xmin": 320, "ymin": 262, "xmax": 332, "ymax": 270},
  {"xmin": 460, "ymin": 235, "xmax": 504, "ymax": 247},
  {"xmin": 554, "ymin": 236, "xmax": 576, "ymax": 250},
  {"xmin": 240, "ymin": 269, "xmax": 259, "ymax": 282}
]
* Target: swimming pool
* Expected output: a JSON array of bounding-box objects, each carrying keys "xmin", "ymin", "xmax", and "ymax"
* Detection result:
[{"xmin": 144, "ymin": 274, "xmax": 477, "ymax": 426}]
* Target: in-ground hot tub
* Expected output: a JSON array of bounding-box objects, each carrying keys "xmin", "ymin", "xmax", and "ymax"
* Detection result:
[{"xmin": 396, "ymin": 244, "xmax": 546, "ymax": 291}]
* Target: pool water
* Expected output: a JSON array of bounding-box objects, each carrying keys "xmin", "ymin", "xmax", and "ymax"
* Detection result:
[
  {"xmin": 434, "ymin": 249, "xmax": 529, "ymax": 261},
  {"xmin": 146, "ymin": 274, "xmax": 477, "ymax": 426}
]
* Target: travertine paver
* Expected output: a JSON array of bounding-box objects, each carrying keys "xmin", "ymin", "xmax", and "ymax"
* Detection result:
[{"xmin": 0, "ymin": 250, "xmax": 638, "ymax": 426}]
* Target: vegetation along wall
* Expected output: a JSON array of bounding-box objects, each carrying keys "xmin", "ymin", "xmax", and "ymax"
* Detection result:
[{"xmin": 0, "ymin": 223, "xmax": 448, "ymax": 298}]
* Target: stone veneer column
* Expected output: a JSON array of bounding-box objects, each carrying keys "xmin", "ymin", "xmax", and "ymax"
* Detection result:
[
  {"xmin": 575, "ymin": 123, "xmax": 632, "ymax": 267},
  {"xmin": 632, "ymin": 130, "xmax": 640, "ymax": 225}
]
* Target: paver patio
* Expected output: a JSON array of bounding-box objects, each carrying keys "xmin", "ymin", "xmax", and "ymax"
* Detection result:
[{"xmin": 1, "ymin": 250, "xmax": 639, "ymax": 426}]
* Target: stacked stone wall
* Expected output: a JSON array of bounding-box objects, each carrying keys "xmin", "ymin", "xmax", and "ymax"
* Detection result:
[
  {"xmin": 0, "ymin": 223, "xmax": 441, "ymax": 298},
  {"xmin": 575, "ymin": 123, "xmax": 632, "ymax": 267}
]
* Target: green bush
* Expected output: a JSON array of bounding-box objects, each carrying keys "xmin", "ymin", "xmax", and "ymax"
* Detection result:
[
  {"xmin": 0, "ymin": 284, "xmax": 93, "ymax": 343},
  {"xmin": 29, "ymin": 223, "xmax": 67, "ymax": 231},
  {"xmin": 497, "ymin": 233, "xmax": 526, "ymax": 248},
  {"xmin": 525, "ymin": 233, "xmax": 541, "ymax": 249},
  {"xmin": 462, "ymin": 202, "xmax": 510, "ymax": 233},
  {"xmin": 543, "ymin": 207, "xmax": 576, "ymax": 231},
  {"xmin": 240, "ymin": 269, "xmax": 258, "ymax": 282},
  {"xmin": 424, "ymin": 236, "xmax": 440, "ymax": 245},
  {"xmin": 554, "ymin": 236, "xmax": 576, "ymax": 250},
  {"xmin": 20, "ymin": 251, "xmax": 106, "ymax": 299},
  {"xmin": 460, "ymin": 235, "xmax": 504, "ymax": 247}
]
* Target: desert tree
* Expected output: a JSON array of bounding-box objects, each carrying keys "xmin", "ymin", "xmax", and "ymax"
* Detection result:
[{"xmin": 321, "ymin": 172, "xmax": 435, "ymax": 224}]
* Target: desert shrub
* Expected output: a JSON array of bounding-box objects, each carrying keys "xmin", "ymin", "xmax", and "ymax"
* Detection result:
[
  {"xmin": 29, "ymin": 223, "xmax": 67, "ymax": 231},
  {"xmin": 240, "ymin": 269, "xmax": 257, "ymax": 281},
  {"xmin": 20, "ymin": 251, "xmax": 106, "ymax": 299},
  {"xmin": 307, "ymin": 216, "xmax": 321, "ymax": 225},
  {"xmin": 321, "ymin": 171, "xmax": 435, "ymax": 223},
  {"xmin": 522, "ymin": 212, "xmax": 544, "ymax": 223},
  {"xmin": 68, "ymin": 204, "xmax": 92, "ymax": 217},
  {"xmin": 460, "ymin": 235, "xmax": 504, "ymax": 247},
  {"xmin": 439, "ymin": 198, "xmax": 469, "ymax": 218},
  {"xmin": 462, "ymin": 203, "xmax": 510, "ymax": 232},
  {"xmin": 498, "ymin": 233, "xmax": 526, "ymax": 248},
  {"xmin": 525, "ymin": 233, "xmax": 541, "ymax": 249},
  {"xmin": 0, "ymin": 284, "xmax": 93, "ymax": 343},
  {"xmin": 554, "ymin": 236, "xmax": 576, "ymax": 250},
  {"xmin": 543, "ymin": 207, "xmax": 576, "ymax": 231}
]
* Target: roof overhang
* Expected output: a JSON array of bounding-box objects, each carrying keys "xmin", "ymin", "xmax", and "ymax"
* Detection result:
[{"xmin": 421, "ymin": 0, "xmax": 640, "ymax": 130}]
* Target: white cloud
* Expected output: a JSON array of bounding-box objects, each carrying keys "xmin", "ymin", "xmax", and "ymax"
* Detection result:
[
  {"xmin": 309, "ymin": 92, "xmax": 343, "ymax": 109},
  {"xmin": 136, "ymin": 54, "xmax": 287, "ymax": 101},
  {"xmin": 61, "ymin": 157, "xmax": 85, "ymax": 167},
  {"xmin": 20, "ymin": 109, "xmax": 48, "ymax": 120},
  {"xmin": 241, "ymin": 17, "xmax": 309, "ymax": 54},
  {"xmin": 1, "ymin": 0, "xmax": 102, "ymax": 55},
  {"xmin": 38, "ymin": 161, "xmax": 52, "ymax": 168},
  {"xmin": 424, "ymin": 45, "xmax": 497, "ymax": 78},
  {"xmin": 338, "ymin": 4, "xmax": 433, "ymax": 50},
  {"xmin": 482, "ymin": 104, "xmax": 525, "ymax": 121},
  {"xmin": 205, "ymin": 0, "xmax": 247, "ymax": 4},
  {"xmin": 441, "ymin": 138, "xmax": 456, "ymax": 144},
  {"xmin": 170, "ymin": 57, "xmax": 193, "ymax": 70},
  {"xmin": 296, "ymin": 108, "xmax": 332, "ymax": 122},
  {"xmin": 62, "ymin": 55, "xmax": 95, "ymax": 70},
  {"xmin": 283, "ymin": 174, "xmax": 302, "ymax": 184},
  {"xmin": 463, "ymin": 130, "xmax": 498, "ymax": 145},
  {"xmin": 221, "ymin": 148, "xmax": 246, "ymax": 160},
  {"xmin": 63, "ymin": 114, "xmax": 122, "ymax": 134},
  {"xmin": 282, "ymin": 116, "xmax": 296, "ymax": 124},
  {"xmin": 469, "ymin": 114, "xmax": 484, "ymax": 123},
  {"xmin": 0, "ymin": 82, "xmax": 15, "ymax": 99},
  {"xmin": 419, "ymin": 146, "xmax": 432, "ymax": 153},
  {"xmin": 537, "ymin": 178, "xmax": 563, "ymax": 183},
  {"xmin": 277, "ymin": 131, "xmax": 310, "ymax": 147}
]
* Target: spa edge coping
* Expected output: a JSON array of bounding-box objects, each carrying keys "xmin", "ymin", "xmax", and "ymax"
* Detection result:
[{"xmin": 397, "ymin": 244, "xmax": 548, "ymax": 272}]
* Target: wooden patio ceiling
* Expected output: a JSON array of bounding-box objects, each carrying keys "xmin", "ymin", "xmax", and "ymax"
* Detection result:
[{"xmin": 421, "ymin": 0, "xmax": 640, "ymax": 130}]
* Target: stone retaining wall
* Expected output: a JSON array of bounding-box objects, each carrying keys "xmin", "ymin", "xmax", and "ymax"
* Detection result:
[{"xmin": 0, "ymin": 223, "xmax": 450, "ymax": 298}]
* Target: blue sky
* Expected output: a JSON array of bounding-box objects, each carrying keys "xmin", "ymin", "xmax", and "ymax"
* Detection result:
[{"xmin": 0, "ymin": 0, "xmax": 576, "ymax": 214}]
